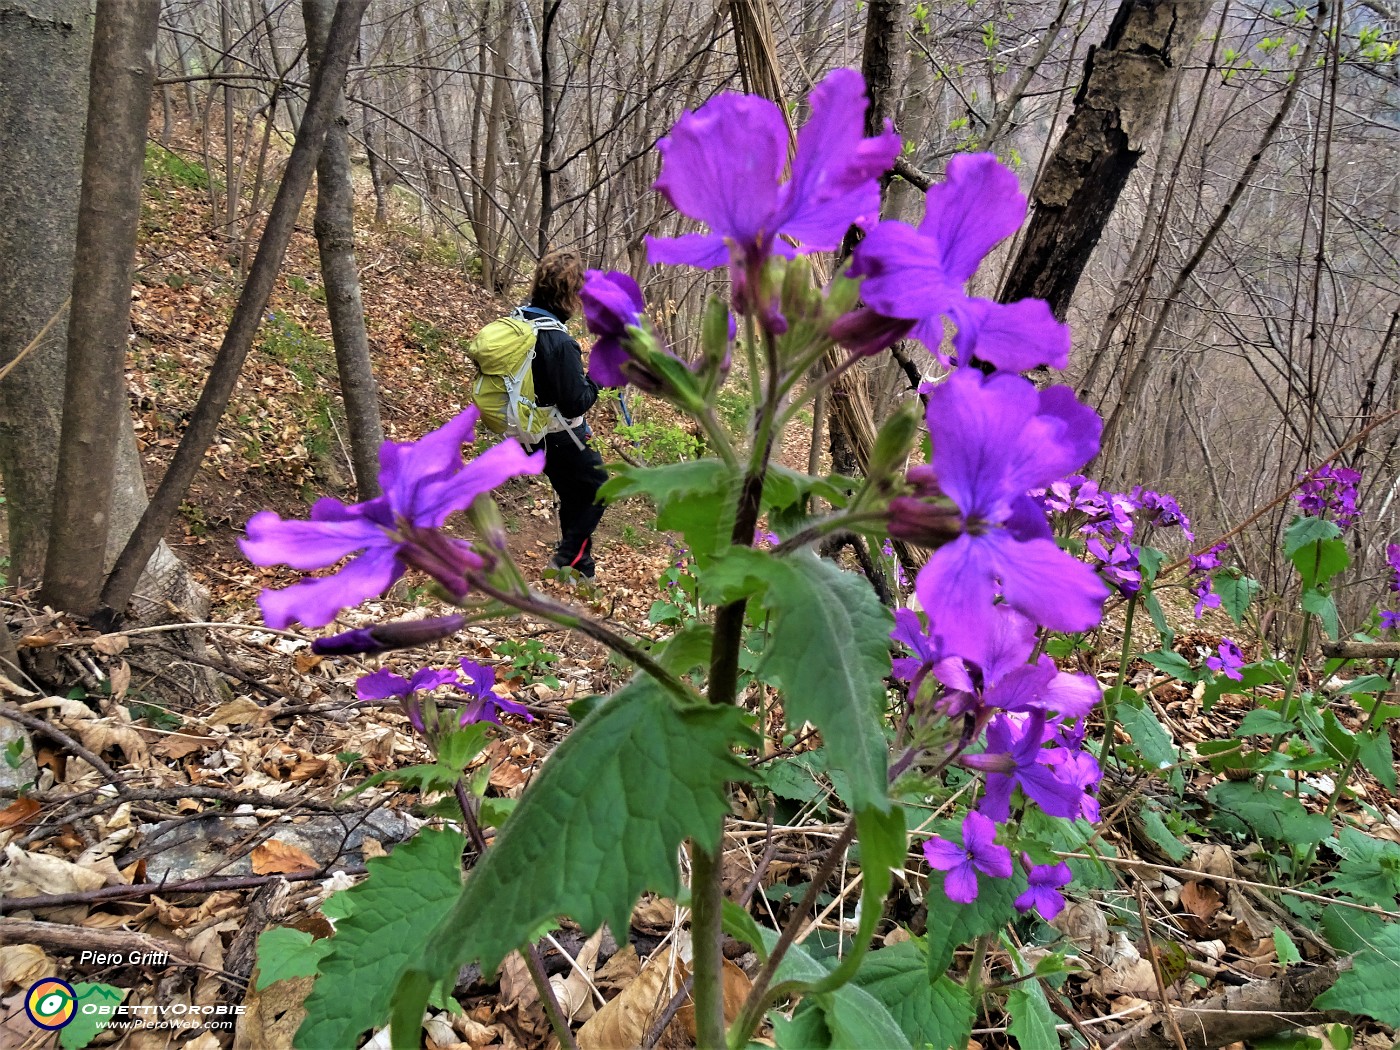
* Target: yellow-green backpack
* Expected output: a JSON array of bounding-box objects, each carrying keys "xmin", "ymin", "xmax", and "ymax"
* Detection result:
[{"xmin": 464, "ymin": 309, "xmax": 581, "ymax": 446}]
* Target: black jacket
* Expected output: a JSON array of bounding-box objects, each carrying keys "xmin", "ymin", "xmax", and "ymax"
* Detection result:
[{"xmin": 520, "ymin": 305, "xmax": 599, "ymax": 420}]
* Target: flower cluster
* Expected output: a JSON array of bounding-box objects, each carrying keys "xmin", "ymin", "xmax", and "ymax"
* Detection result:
[
  {"xmin": 1295, "ymin": 464, "xmax": 1361, "ymax": 529},
  {"xmin": 241, "ymin": 407, "xmax": 542, "ymax": 630},
  {"xmin": 1381, "ymin": 544, "xmax": 1400, "ymax": 631},
  {"xmin": 357, "ymin": 658, "xmax": 532, "ymax": 735},
  {"xmin": 1206, "ymin": 639, "xmax": 1245, "ymax": 681}
]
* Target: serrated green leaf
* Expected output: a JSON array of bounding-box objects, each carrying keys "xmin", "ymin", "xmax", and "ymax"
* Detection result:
[
  {"xmin": 762, "ymin": 751, "xmax": 829, "ymax": 806},
  {"xmin": 1274, "ymin": 927, "xmax": 1302, "ymax": 965},
  {"xmin": 601, "ymin": 460, "xmax": 739, "ymax": 560},
  {"xmin": 1324, "ymin": 827, "xmax": 1400, "ymax": 902},
  {"xmin": 254, "ymin": 928, "xmax": 332, "ymax": 990},
  {"xmin": 821, "ymin": 983, "xmax": 915, "ymax": 1050},
  {"xmin": 1358, "ymin": 730, "xmax": 1396, "ymax": 791},
  {"xmin": 926, "ymin": 869, "xmax": 1019, "ymax": 974},
  {"xmin": 1142, "ymin": 589, "xmax": 1174, "ymax": 647},
  {"xmin": 1313, "ymin": 919, "xmax": 1400, "ymax": 1025},
  {"xmin": 702, "ymin": 549, "xmax": 893, "ymax": 811},
  {"xmin": 1284, "ymin": 516, "xmax": 1342, "ymax": 559},
  {"xmin": 297, "ymin": 829, "xmax": 465, "ymax": 1049},
  {"xmin": 762, "ymin": 464, "xmax": 853, "ymax": 513},
  {"xmin": 1302, "ymin": 588, "xmax": 1341, "ymax": 639},
  {"xmin": 1290, "ymin": 535, "xmax": 1348, "ymax": 592},
  {"xmin": 850, "ymin": 940, "xmax": 976, "ymax": 1049},
  {"xmin": 1008, "ymin": 980, "xmax": 1060, "ymax": 1049},
  {"xmin": 1139, "ymin": 807, "xmax": 1192, "ymax": 863},
  {"xmin": 1142, "ymin": 649, "xmax": 1194, "ymax": 680},
  {"xmin": 416, "ymin": 677, "xmax": 751, "ymax": 982},
  {"xmin": 1116, "ymin": 702, "xmax": 1179, "ymax": 773},
  {"xmin": 1207, "ymin": 781, "xmax": 1332, "ymax": 846},
  {"xmin": 61, "ymin": 984, "xmax": 126, "ymax": 1050},
  {"xmin": 1212, "ymin": 573, "xmax": 1259, "ymax": 624},
  {"xmin": 1236, "ymin": 708, "xmax": 1297, "ymax": 737},
  {"xmin": 772, "ymin": 1002, "xmax": 833, "ymax": 1048},
  {"xmin": 653, "ymin": 621, "xmax": 714, "ymax": 675}
]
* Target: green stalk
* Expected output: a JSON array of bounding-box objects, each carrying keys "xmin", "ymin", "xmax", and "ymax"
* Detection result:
[
  {"xmin": 691, "ymin": 844, "xmax": 727, "ymax": 1049},
  {"xmin": 1267, "ymin": 613, "xmax": 1313, "ymax": 767},
  {"xmin": 1098, "ymin": 594, "xmax": 1138, "ymax": 767}
]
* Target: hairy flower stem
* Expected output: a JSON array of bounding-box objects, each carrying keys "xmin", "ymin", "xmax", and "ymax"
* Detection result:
[
  {"xmin": 690, "ymin": 844, "xmax": 728, "ymax": 1049},
  {"xmin": 1098, "ymin": 594, "xmax": 1138, "ymax": 768},
  {"xmin": 452, "ymin": 780, "xmax": 578, "ymax": 1050},
  {"xmin": 1267, "ymin": 613, "xmax": 1314, "ymax": 773},
  {"xmin": 964, "ymin": 932, "xmax": 994, "ymax": 997}
]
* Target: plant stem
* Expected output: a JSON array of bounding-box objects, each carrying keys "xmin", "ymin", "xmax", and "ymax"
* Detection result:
[
  {"xmin": 1267, "ymin": 613, "xmax": 1313, "ymax": 763},
  {"xmin": 690, "ymin": 843, "xmax": 727, "ymax": 1049},
  {"xmin": 452, "ymin": 779, "xmax": 578, "ymax": 1050},
  {"xmin": 963, "ymin": 932, "xmax": 994, "ymax": 997},
  {"xmin": 1098, "ymin": 594, "xmax": 1138, "ymax": 767}
]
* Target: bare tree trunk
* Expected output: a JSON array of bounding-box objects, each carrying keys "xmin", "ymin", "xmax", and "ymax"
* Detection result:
[
  {"xmin": 0, "ymin": 0, "xmax": 92, "ymax": 588},
  {"xmin": 99, "ymin": 0, "xmax": 372, "ymax": 624},
  {"xmin": 41, "ymin": 0, "xmax": 161, "ymax": 615},
  {"xmin": 998, "ymin": 0, "xmax": 1214, "ymax": 319},
  {"xmin": 303, "ymin": 0, "xmax": 383, "ymax": 500}
]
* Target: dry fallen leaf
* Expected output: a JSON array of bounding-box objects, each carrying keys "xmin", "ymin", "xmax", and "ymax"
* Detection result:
[
  {"xmin": 577, "ymin": 944, "xmax": 686, "ymax": 1050},
  {"xmin": 208, "ymin": 696, "xmax": 267, "ymax": 727},
  {"xmin": 0, "ymin": 944, "xmax": 54, "ymax": 991},
  {"xmin": 251, "ymin": 839, "xmax": 320, "ymax": 875},
  {"xmin": 0, "ymin": 797, "xmax": 41, "ymax": 830},
  {"xmin": 1180, "ymin": 880, "xmax": 1223, "ymax": 921}
]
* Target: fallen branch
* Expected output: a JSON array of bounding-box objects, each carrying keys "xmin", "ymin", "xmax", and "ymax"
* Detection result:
[
  {"xmin": 0, "ymin": 864, "xmax": 364, "ymax": 915},
  {"xmin": 0, "ymin": 917, "xmax": 194, "ymax": 964},
  {"xmin": 1321, "ymin": 640, "xmax": 1400, "ymax": 660},
  {"xmin": 1103, "ymin": 962, "xmax": 1349, "ymax": 1050}
]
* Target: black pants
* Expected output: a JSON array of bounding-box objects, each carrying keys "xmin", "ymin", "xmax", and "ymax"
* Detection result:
[{"xmin": 539, "ymin": 429, "xmax": 607, "ymax": 574}]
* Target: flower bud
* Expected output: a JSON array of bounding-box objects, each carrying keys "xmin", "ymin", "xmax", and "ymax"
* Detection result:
[
  {"xmin": 830, "ymin": 307, "xmax": 914, "ymax": 359},
  {"xmin": 700, "ymin": 294, "xmax": 733, "ymax": 372},
  {"xmin": 313, "ymin": 613, "xmax": 468, "ymax": 656},
  {"xmin": 887, "ymin": 496, "xmax": 963, "ymax": 549},
  {"xmin": 868, "ymin": 401, "xmax": 921, "ymax": 483}
]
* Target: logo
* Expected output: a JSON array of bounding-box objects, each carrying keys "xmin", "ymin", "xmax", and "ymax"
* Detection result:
[{"xmin": 25, "ymin": 978, "xmax": 77, "ymax": 1030}]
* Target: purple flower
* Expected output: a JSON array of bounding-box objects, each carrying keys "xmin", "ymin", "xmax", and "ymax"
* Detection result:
[
  {"xmin": 1086, "ymin": 537, "xmax": 1141, "ymax": 597},
  {"xmin": 1189, "ymin": 542, "xmax": 1229, "ymax": 575},
  {"xmin": 908, "ymin": 369, "xmax": 1109, "ymax": 660},
  {"xmin": 1206, "ymin": 638, "xmax": 1245, "ymax": 681},
  {"xmin": 1131, "ymin": 488, "xmax": 1194, "ymax": 542},
  {"xmin": 581, "ymin": 270, "xmax": 647, "ymax": 389},
  {"xmin": 1386, "ymin": 544, "xmax": 1400, "ymax": 594},
  {"xmin": 241, "ymin": 408, "xmax": 544, "ymax": 629},
  {"xmin": 454, "ymin": 659, "xmax": 533, "ymax": 726},
  {"xmin": 356, "ymin": 665, "xmax": 462, "ymax": 733},
  {"xmin": 1295, "ymin": 464, "xmax": 1361, "ymax": 529},
  {"xmin": 849, "ymin": 154, "xmax": 1069, "ymax": 372},
  {"xmin": 1382, "ymin": 610, "xmax": 1399, "ymax": 631},
  {"xmin": 312, "ymin": 614, "xmax": 467, "ymax": 656},
  {"xmin": 922, "ymin": 811, "xmax": 1013, "ymax": 903},
  {"xmin": 890, "ymin": 608, "xmax": 942, "ymax": 693},
  {"xmin": 1015, "ymin": 858, "xmax": 1073, "ymax": 921},
  {"xmin": 966, "ymin": 713, "xmax": 1101, "ymax": 823},
  {"xmin": 881, "ymin": 539, "xmax": 910, "ymax": 589},
  {"xmin": 1191, "ymin": 577, "xmax": 1221, "ymax": 620},
  {"xmin": 753, "ymin": 529, "xmax": 780, "ymax": 547},
  {"xmin": 646, "ymin": 69, "xmax": 899, "ymax": 274}
]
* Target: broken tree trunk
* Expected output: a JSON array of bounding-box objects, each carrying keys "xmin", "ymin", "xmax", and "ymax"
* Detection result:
[{"xmin": 998, "ymin": 0, "xmax": 1213, "ymax": 319}]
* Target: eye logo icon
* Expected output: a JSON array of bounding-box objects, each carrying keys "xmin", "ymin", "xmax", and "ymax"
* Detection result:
[{"xmin": 25, "ymin": 978, "xmax": 77, "ymax": 1030}]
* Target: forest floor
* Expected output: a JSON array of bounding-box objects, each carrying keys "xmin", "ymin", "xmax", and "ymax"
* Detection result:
[{"xmin": 0, "ymin": 116, "xmax": 1396, "ymax": 1050}]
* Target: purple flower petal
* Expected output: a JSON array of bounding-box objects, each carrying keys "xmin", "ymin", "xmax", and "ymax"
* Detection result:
[
  {"xmin": 922, "ymin": 835, "xmax": 966, "ymax": 872},
  {"xmin": 943, "ymin": 862, "xmax": 980, "ymax": 903},
  {"xmin": 949, "ymin": 297, "xmax": 1070, "ymax": 372},
  {"xmin": 410, "ymin": 437, "xmax": 544, "ymax": 529},
  {"xmin": 644, "ymin": 232, "xmax": 730, "ymax": 269},
  {"xmin": 918, "ymin": 152, "xmax": 1026, "ymax": 284},
  {"xmin": 241, "ymin": 510, "xmax": 387, "ymax": 570},
  {"xmin": 257, "ymin": 545, "xmax": 404, "ymax": 630},
  {"xmin": 380, "ymin": 407, "xmax": 478, "ymax": 519},
  {"xmin": 356, "ymin": 667, "xmax": 412, "ymax": 701}
]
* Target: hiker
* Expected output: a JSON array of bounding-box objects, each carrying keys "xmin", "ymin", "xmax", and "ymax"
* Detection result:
[{"xmin": 518, "ymin": 249, "xmax": 608, "ymax": 579}]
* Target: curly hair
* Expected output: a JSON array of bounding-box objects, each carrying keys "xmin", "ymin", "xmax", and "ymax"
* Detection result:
[{"xmin": 528, "ymin": 249, "xmax": 586, "ymax": 321}]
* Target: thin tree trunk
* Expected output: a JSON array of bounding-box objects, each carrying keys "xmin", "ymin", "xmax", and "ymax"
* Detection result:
[
  {"xmin": 998, "ymin": 0, "xmax": 1214, "ymax": 319},
  {"xmin": 303, "ymin": 0, "xmax": 383, "ymax": 500},
  {"xmin": 99, "ymin": 0, "xmax": 372, "ymax": 624},
  {"xmin": 41, "ymin": 0, "xmax": 161, "ymax": 615}
]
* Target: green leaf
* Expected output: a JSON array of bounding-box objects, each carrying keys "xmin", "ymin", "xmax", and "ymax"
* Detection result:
[
  {"xmin": 1141, "ymin": 589, "xmax": 1173, "ymax": 647},
  {"xmin": 1116, "ymin": 702, "xmax": 1180, "ymax": 777},
  {"xmin": 297, "ymin": 830, "xmax": 465, "ymax": 1049},
  {"xmin": 600, "ymin": 461, "xmax": 739, "ymax": 561},
  {"xmin": 61, "ymin": 984, "xmax": 126, "ymax": 1050},
  {"xmin": 850, "ymin": 940, "xmax": 976, "ymax": 1049},
  {"xmin": 1207, "ymin": 781, "xmax": 1332, "ymax": 846},
  {"xmin": 702, "ymin": 549, "xmax": 893, "ymax": 811},
  {"xmin": 417, "ymin": 677, "xmax": 751, "ymax": 982},
  {"xmin": 1284, "ymin": 515, "xmax": 1342, "ymax": 559},
  {"xmin": 1008, "ymin": 981, "xmax": 1060, "ymax": 1050},
  {"xmin": 821, "ymin": 983, "xmax": 915, "ymax": 1050},
  {"xmin": 1236, "ymin": 709, "xmax": 1297, "ymax": 737},
  {"xmin": 1288, "ymin": 528, "xmax": 1348, "ymax": 590},
  {"xmin": 254, "ymin": 928, "xmax": 332, "ymax": 990},
  {"xmin": 1274, "ymin": 926, "xmax": 1302, "ymax": 965},
  {"xmin": 926, "ymin": 868, "xmax": 1019, "ymax": 974},
  {"xmin": 1358, "ymin": 730, "xmax": 1396, "ymax": 791},
  {"xmin": 1313, "ymin": 919, "xmax": 1400, "ymax": 1025},
  {"xmin": 1142, "ymin": 649, "xmax": 1194, "ymax": 680},
  {"xmin": 653, "ymin": 621, "xmax": 714, "ymax": 675},
  {"xmin": 762, "ymin": 464, "xmax": 852, "ymax": 513},
  {"xmin": 1324, "ymin": 827, "xmax": 1400, "ymax": 902},
  {"xmin": 772, "ymin": 1003, "xmax": 833, "ymax": 1048},
  {"xmin": 761, "ymin": 750, "xmax": 828, "ymax": 806},
  {"xmin": 722, "ymin": 898, "xmax": 770, "ymax": 961},
  {"xmin": 1140, "ymin": 807, "xmax": 1192, "ymax": 863},
  {"xmin": 1212, "ymin": 573, "xmax": 1259, "ymax": 624},
  {"xmin": 1302, "ymin": 588, "xmax": 1341, "ymax": 639}
]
